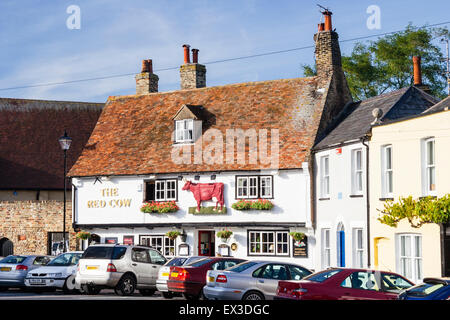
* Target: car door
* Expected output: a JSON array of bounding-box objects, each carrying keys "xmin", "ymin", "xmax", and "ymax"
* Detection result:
[
  {"xmin": 130, "ymin": 247, "xmax": 153, "ymax": 286},
  {"xmin": 148, "ymin": 249, "xmax": 167, "ymax": 284},
  {"xmin": 338, "ymin": 271, "xmax": 388, "ymax": 300},
  {"xmin": 254, "ymin": 263, "xmax": 290, "ymax": 299},
  {"xmin": 380, "ymin": 272, "xmax": 414, "ymax": 299}
]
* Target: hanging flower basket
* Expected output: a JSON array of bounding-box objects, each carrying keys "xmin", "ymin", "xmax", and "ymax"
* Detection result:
[
  {"xmin": 141, "ymin": 201, "xmax": 179, "ymax": 214},
  {"xmin": 76, "ymin": 231, "xmax": 91, "ymax": 240},
  {"xmin": 165, "ymin": 230, "xmax": 182, "ymax": 241},
  {"xmin": 232, "ymin": 199, "xmax": 274, "ymax": 210},
  {"xmin": 289, "ymin": 232, "xmax": 305, "ymax": 242},
  {"xmin": 216, "ymin": 229, "xmax": 233, "ymax": 242}
]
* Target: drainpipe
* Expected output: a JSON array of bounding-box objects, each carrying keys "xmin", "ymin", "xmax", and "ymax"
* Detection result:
[
  {"xmin": 308, "ymin": 150, "xmax": 317, "ymax": 231},
  {"xmin": 361, "ymin": 135, "xmax": 371, "ymax": 268}
]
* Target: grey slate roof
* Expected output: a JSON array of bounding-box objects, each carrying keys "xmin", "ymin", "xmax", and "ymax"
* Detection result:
[
  {"xmin": 422, "ymin": 95, "xmax": 450, "ymax": 114},
  {"xmin": 314, "ymin": 86, "xmax": 439, "ymax": 150}
]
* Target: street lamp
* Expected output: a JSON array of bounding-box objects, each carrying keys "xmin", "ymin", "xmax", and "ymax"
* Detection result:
[{"xmin": 58, "ymin": 130, "xmax": 72, "ymax": 253}]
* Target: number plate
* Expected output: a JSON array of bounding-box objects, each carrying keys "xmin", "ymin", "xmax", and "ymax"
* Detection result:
[
  {"xmin": 171, "ymin": 272, "xmax": 178, "ymax": 277},
  {"xmin": 208, "ymin": 276, "xmax": 215, "ymax": 282},
  {"xmin": 30, "ymin": 279, "xmax": 45, "ymax": 284},
  {"xmin": 162, "ymin": 272, "xmax": 169, "ymax": 277},
  {"xmin": 0, "ymin": 267, "xmax": 11, "ymax": 272},
  {"xmin": 86, "ymin": 266, "xmax": 98, "ymax": 270}
]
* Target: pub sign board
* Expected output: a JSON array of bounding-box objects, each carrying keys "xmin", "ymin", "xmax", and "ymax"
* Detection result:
[{"xmin": 292, "ymin": 236, "xmax": 308, "ymax": 257}]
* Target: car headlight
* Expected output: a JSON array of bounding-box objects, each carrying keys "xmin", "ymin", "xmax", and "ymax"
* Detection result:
[{"xmin": 48, "ymin": 273, "xmax": 63, "ymax": 278}]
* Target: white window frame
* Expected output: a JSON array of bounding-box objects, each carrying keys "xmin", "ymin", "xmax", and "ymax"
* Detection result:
[
  {"xmin": 236, "ymin": 176, "xmax": 273, "ymax": 199},
  {"xmin": 381, "ymin": 145, "xmax": 393, "ymax": 198},
  {"xmin": 351, "ymin": 149, "xmax": 363, "ymax": 195},
  {"xmin": 321, "ymin": 228, "xmax": 331, "ymax": 269},
  {"xmin": 352, "ymin": 228, "xmax": 364, "ymax": 268},
  {"xmin": 320, "ymin": 156, "xmax": 330, "ymax": 198},
  {"xmin": 140, "ymin": 235, "xmax": 176, "ymax": 257},
  {"xmin": 422, "ymin": 138, "xmax": 436, "ymax": 196},
  {"xmin": 175, "ymin": 119, "xmax": 194, "ymax": 143},
  {"xmin": 248, "ymin": 231, "xmax": 289, "ymax": 256},
  {"xmin": 396, "ymin": 233, "xmax": 422, "ymax": 283},
  {"xmin": 154, "ymin": 179, "xmax": 177, "ymax": 201}
]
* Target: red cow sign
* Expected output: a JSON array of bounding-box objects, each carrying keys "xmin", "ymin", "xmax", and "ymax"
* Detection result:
[{"xmin": 182, "ymin": 180, "xmax": 224, "ymax": 212}]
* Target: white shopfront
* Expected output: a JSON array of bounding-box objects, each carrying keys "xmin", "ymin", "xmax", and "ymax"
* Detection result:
[{"xmin": 72, "ymin": 167, "xmax": 315, "ymax": 269}]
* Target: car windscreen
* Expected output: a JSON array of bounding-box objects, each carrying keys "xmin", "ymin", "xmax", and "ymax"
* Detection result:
[
  {"xmin": 303, "ymin": 269, "xmax": 342, "ymax": 283},
  {"xmin": 165, "ymin": 257, "xmax": 187, "ymax": 267},
  {"xmin": 186, "ymin": 258, "xmax": 213, "ymax": 267},
  {"xmin": 47, "ymin": 253, "xmax": 81, "ymax": 266},
  {"xmin": 0, "ymin": 256, "xmax": 28, "ymax": 264},
  {"xmin": 407, "ymin": 282, "xmax": 447, "ymax": 296},
  {"xmin": 183, "ymin": 256, "xmax": 203, "ymax": 265},
  {"xmin": 81, "ymin": 246, "xmax": 126, "ymax": 260},
  {"xmin": 227, "ymin": 261, "xmax": 259, "ymax": 273}
]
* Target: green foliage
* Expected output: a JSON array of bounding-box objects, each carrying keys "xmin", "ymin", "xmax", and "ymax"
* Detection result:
[
  {"xmin": 141, "ymin": 201, "xmax": 179, "ymax": 213},
  {"xmin": 303, "ymin": 24, "xmax": 448, "ymax": 100},
  {"xmin": 232, "ymin": 199, "xmax": 274, "ymax": 210},
  {"xmin": 216, "ymin": 229, "xmax": 233, "ymax": 239},
  {"xmin": 378, "ymin": 194, "xmax": 450, "ymax": 228},
  {"xmin": 188, "ymin": 206, "xmax": 227, "ymax": 214},
  {"xmin": 289, "ymin": 232, "xmax": 305, "ymax": 242},
  {"xmin": 165, "ymin": 230, "xmax": 182, "ymax": 240},
  {"xmin": 76, "ymin": 231, "xmax": 91, "ymax": 240}
]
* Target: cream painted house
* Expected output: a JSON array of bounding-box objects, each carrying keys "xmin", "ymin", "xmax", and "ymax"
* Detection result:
[{"xmin": 369, "ymin": 97, "xmax": 450, "ymax": 283}]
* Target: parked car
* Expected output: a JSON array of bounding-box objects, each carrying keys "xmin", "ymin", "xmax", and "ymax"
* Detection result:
[
  {"xmin": 167, "ymin": 257, "xmax": 246, "ymax": 300},
  {"xmin": 24, "ymin": 251, "xmax": 83, "ymax": 293},
  {"xmin": 0, "ymin": 255, "xmax": 52, "ymax": 290},
  {"xmin": 157, "ymin": 256, "xmax": 204, "ymax": 299},
  {"xmin": 75, "ymin": 244, "xmax": 167, "ymax": 296},
  {"xmin": 275, "ymin": 268, "xmax": 414, "ymax": 300},
  {"xmin": 398, "ymin": 277, "xmax": 450, "ymax": 300},
  {"xmin": 204, "ymin": 260, "xmax": 313, "ymax": 300}
]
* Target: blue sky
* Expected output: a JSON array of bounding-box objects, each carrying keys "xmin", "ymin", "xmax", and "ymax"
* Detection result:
[{"xmin": 0, "ymin": 0, "xmax": 448, "ymax": 102}]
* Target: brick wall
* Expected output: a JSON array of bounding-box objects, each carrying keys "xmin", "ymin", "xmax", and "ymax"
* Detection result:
[{"xmin": 0, "ymin": 200, "xmax": 77, "ymax": 255}]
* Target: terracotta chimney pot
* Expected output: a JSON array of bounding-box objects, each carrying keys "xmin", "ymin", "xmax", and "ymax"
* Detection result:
[
  {"xmin": 413, "ymin": 56, "xmax": 422, "ymax": 85},
  {"xmin": 183, "ymin": 44, "xmax": 191, "ymax": 64}
]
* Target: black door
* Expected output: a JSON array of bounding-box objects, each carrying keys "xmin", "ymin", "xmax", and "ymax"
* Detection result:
[
  {"xmin": 444, "ymin": 225, "xmax": 450, "ymax": 277},
  {"xmin": 0, "ymin": 238, "xmax": 14, "ymax": 256}
]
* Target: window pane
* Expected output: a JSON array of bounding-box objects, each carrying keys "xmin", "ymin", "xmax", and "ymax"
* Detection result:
[
  {"xmin": 356, "ymin": 151, "xmax": 362, "ymax": 170},
  {"xmin": 386, "ymin": 147, "xmax": 392, "ymax": 170},
  {"xmin": 427, "ymin": 140, "xmax": 434, "ymax": 165}
]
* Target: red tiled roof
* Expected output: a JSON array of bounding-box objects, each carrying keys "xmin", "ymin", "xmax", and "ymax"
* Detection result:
[
  {"xmin": 0, "ymin": 98, "xmax": 103, "ymax": 189},
  {"xmin": 68, "ymin": 78, "xmax": 329, "ymax": 177}
]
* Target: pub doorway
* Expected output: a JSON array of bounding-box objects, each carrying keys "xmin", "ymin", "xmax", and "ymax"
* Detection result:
[{"xmin": 198, "ymin": 231, "xmax": 215, "ymax": 256}]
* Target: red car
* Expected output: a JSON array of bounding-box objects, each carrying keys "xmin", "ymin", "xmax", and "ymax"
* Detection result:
[
  {"xmin": 275, "ymin": 268, "xmax": 414, "ymax": 300},
  {"xmin": 167, "ymin": 257, "xmax": 246, "ymax": 300}
]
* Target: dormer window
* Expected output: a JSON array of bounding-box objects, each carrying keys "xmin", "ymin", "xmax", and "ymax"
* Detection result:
[{"xmin": 175, "ymin": 119, "xmax": 194, "ymax": 143}]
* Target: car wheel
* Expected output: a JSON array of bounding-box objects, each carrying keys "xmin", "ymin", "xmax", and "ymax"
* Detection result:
[
  {"xmin": 82, "ymin": 284, "xmax": 101, "ymax": 295},
  {"xmin": 162, "ymin": 291, "xmax": 173, "ymax": 299},
  {"xmin": 63, "ymin": 275, "xmax": 76, "ymax": 294},
  {"xmin": 139, "ymin": 289, "xmax": 155, "ymax": 296},
  {"xmin": 183, "ymin": 293, "xmax": 200, "ymax": 300},
  {"xmin": 115, "ymin": 274, "xmax": 136, "ymax": 296},
  {"xmin": 242, "ymin": 291, "xmax": 265, "ymax": 300}
]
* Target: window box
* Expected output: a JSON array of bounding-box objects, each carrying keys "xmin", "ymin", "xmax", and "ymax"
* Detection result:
[
  {"xmin": 141, "ymin": 201, "xmax": 179, "ymax": 214},
  {"xmin": 231, "ymin": 199, "xmax": 274, "ymax": 211}
]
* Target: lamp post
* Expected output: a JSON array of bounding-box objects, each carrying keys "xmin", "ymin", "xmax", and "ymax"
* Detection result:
[{"xmin": 58, "ymin": 130, "xmax": 72, "ymax": 253}]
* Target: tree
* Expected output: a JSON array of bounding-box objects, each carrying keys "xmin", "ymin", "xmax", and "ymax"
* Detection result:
[
  {"xmin": 378, "ymin": 194, "xmax": 450, "ymax": 228},
  {"xmin": 303, "ymin": 24, "xmax": 449, "ymax": 100}
]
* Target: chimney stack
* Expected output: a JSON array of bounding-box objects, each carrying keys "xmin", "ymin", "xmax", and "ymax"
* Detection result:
[
  {"xmin": 314, "ymin": 9, "xmax": 342, "ymax": 80},
  {"xmin": 180, "ymin": 45, "xmax": 206, "ymax": 89},
  {"xmin": 135, "ymin": 59, "xmax": 159, "ymax": 94}
]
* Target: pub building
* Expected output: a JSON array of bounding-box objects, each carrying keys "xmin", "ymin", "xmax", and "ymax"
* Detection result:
[{"xmin": 68, "ymin": 11, "xmax": 352, "ymax": 268}]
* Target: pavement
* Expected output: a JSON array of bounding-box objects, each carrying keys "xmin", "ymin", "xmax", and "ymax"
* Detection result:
[{"xmin": 0, "ymin": 288, "xmax": 185, "ymax": 300}]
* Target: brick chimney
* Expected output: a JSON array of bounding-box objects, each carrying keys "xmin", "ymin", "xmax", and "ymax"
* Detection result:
[
  {"xmin": 180, "ymin": 45, "xmax": 206, "ymax": 89},
  {"xmin": 312, "ymin": 8, "xmax": 353, "ymax": 142},
  {"xmin": 412, "ymin": 56, "xmax": 432, "ymax": 93},
  {"xmin": 135, "ymin": 59, "xmax": 159, "ymax": 94}
]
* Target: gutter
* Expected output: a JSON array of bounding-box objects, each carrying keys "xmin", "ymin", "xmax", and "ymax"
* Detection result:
[{"xmin": 361, "ymin": 135, "xmax": 371, "ymax": 268}]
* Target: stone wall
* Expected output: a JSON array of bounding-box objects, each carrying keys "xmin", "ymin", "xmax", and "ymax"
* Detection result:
[
  {"xmin": 0, "ymin": 200, "xmax": 77, "ymax": 255},
  {"xmin": 180, "ymin": 63, "xmax": 206, "ymax": 89}
]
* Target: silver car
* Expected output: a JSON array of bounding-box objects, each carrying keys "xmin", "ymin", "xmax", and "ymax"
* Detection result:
[
  {"xmin": 75, "ymin": 244, "xmax": 167, "ymax": 296},
  {"xmin": 204, "ymin": 260, "xmax": 312, "ymax": 300},
  {"xmin": 0, "ymin": 255, "xmax": 52, "ymax": 290},
  {"xmin": 156, "ymin": 256, "xmax": 203, "ymax": 298}
]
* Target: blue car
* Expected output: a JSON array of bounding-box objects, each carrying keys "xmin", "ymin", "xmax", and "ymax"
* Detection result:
[{"xmin": 398, "ymin": 277, "xmax": 450, "ymax": 300}]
